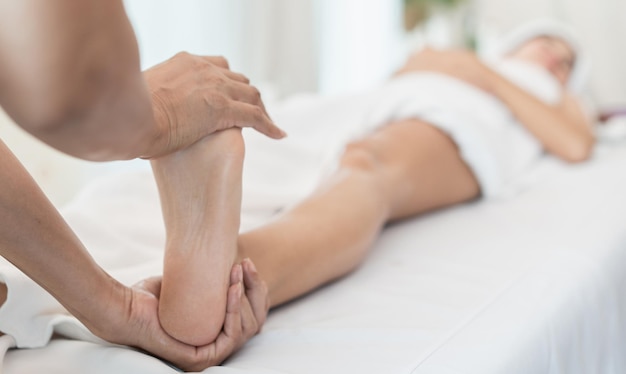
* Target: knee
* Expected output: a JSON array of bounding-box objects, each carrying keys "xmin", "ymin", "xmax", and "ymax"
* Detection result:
[{"xmin": 338, "ymin": 139, "xmax": 383, "ymax": 176}]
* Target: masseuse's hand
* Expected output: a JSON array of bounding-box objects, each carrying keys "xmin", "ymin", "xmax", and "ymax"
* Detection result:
[
  {"xmin": 143, "ymin": 52, "xmax": 285, "ymax": 159},
  {"xmin": 396, "ymin": 47, "xmax": 495, "ymax": 92},
  {"xmin": 109, "ymin": 259, "xmax": 269, "ymax": 372}
]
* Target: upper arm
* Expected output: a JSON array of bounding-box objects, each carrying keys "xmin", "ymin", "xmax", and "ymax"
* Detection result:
[{"xmin": 0, "ymin": 0, "xmax": 141, "ymax": 131}]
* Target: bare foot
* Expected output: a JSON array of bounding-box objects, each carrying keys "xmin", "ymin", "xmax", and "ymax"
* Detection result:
[{"xmin": 151, "ymin": 128, "xmax": 245, "ymax": 346}]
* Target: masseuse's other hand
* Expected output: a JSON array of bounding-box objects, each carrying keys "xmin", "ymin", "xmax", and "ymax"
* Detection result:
[
  {"xmin": 143, "ymin": 52, "xmax": 285, "ymax": 158},
  {"xmin": 109, "ymin": 259, "xmax": 269, "ymax": 372},
  {"xmin": 396, "ymin": 47, "xmax": 494, "ymax": 92}
]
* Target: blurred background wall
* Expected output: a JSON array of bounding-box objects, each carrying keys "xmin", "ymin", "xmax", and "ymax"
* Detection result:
[
  {"xmin": 477, "ymin": 0, "xmax": 626, "ymax": 107},
  {"xmin": 0, "ymin": 0, "xmax": 623, "ymax": 207}
]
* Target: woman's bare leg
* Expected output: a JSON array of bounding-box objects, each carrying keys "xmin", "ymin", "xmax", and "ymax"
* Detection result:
[
  {"xmin": 238, "ymin": 119, "xmax": 480, "ymax": 306},
  {"xmin": 151, "ymin": 128, "xmax": 244, "ymax": 346}
]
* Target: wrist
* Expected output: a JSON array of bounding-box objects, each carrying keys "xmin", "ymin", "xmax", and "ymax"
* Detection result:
[{"xmin": 72, "ymin": 272, "xmax": 130, "ymax": 342}]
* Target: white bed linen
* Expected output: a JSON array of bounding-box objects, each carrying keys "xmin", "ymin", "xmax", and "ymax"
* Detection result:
[{"xmin": 1, "ymin": 141, "xmax": 626, "ymax": 374}]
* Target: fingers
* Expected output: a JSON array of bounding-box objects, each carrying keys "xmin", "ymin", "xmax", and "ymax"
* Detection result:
[
  {"xmin": 239, "ymin": 292, "xmax": 260, "ymax": 338},
  {"xmin": 225, "ymin": 82, "xmax": 274, "ymax": 130},
  {"xmin": 183, "ymin": 53, "xmax": 286, "ymax": 140},
  {"xmin": 203, "ymin": 55, "xmax": 230, "ymax": 69},
  {"xmin": 218, "ymin": 73, "xmax": 285, "ymax": 140},
  {"xmin": 197, "ymin": 56, "xmax": 284, "ymax": 139},
  {"xmin": 222, "ymin": 69, "xmax": 250, "ymax": 84},
  {"xmin": 149, "ymin": 51, "xmax": 286, "ymax": 156},
  {"xmin": 242, "ymin": 258, "xmax": 270, "ymax": 327},
  {"xmin": 200, "ymin": 55, "xmax": 249, "ymax": 84},
  {"xmin": 227, "ymin": 101, "xmax": 286, "ymax": 140},
  {"xmin": 194, "ymin": 262, "xmax": 262, "ymax": 368},
  {"xmin": 225, "ymin": 81, "xmax": 265, "ymax": 109},
  {"xmin": 183, "ymin": 281, "xmax": 243, "ymax": 371},
  {"xmin": 222, "ymin": 82, "xmax": 285, "ymax": 139},
  {"xmin": 228, "ymin": 260, "xmax": 265, "ymax": 337},
  {"xmin": 164, "ymin": 262, "xmax": 266, "ymax": 371},
  {"xmin": 230, "ymin": 263, "xmax": 243, "ymax": 286},
  {"xmin": 221, "ymin": 282, "xmax": 244, "ymax": 342}
]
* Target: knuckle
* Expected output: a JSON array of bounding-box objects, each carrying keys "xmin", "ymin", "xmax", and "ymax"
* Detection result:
[
  {"xmin": 208, "ymin": 93, "xmax": 229, "ymax": 110},
  {"xmin": 247, "ymin": 322, "xmax": 259, "ymax": 337},
  {"xmin": 205, "ymin": 73, "xmax": 222, "ymax": 86},
  {"xmin": 214, "ymin": 56, "xmax": 229, "ymax": 68},
  {"xmin": 251, "ymin": 105, "xmax": 264, "ymax": 119},
  {"xmin": 175, "ymin": 51, "xmax": 191, "ymax": 60},
  {"xmin": 250, "ymin": 87, "xmax": 262, "ymax": 102}
]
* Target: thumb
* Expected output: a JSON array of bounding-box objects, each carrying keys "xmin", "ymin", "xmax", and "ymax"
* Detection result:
[{"xmin": 132, "ymin": 276, "xmax": 162, "ymax": 297}]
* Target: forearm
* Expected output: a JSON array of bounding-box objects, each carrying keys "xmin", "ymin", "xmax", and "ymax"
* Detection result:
[
  {"xmin": 0, "ymin": 140, "xmax": 126, "ymax": 336},
  {"xmin": 0, "ymin": 0, "xmax": 158, "ymax": 161},
  {"xmin": 486, "ymin": 68, "xmax": 594, "ymax": 162},
  {"xmin": 151, "ymin": 130, "xmax": 244, "ymax": 346}
]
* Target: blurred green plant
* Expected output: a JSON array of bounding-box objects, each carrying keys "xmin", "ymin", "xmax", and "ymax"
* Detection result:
[{"xmin": 403, "ymin": 0, "xmax": 467, "ymax": 30}]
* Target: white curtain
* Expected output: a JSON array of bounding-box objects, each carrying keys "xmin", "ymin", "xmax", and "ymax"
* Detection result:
[
  {"xmin": 124, "ymin": 0, "xmax": 404, "ymax": 97},
  {"xmin": 239, "ymin": 0, "xmax": 319, "ymax": 97},
  {"xmin": 124, "ymin": 0, "xmax": 246, "ymax": 71},
  {"xmin": 315, "ymin": 0, "xmax": 404, "ymax": 95},
  {"xmin": 4, "ymin": 0, "xmax": 622, "ymax": 206},
  {"xmin": 124, "ymin": 0, "xmax": 319, "ymax": 97}
]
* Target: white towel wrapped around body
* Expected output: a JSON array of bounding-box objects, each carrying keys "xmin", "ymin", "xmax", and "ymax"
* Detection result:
[{"xmin": 241, "ymin": 58, "xmax": 562, "ymax": 222}]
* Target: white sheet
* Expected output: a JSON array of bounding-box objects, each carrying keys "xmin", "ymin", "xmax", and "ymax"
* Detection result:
[{"xmin": 1, "ymin": 141, "xmax": 626, "ymax": 373}]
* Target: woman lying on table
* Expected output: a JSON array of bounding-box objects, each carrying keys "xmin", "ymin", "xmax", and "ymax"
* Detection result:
[
  {"xmin": 0, "ymin": 19, "xmax": 594, "ymax": 372},
  {"xmin": 150, "ymin": 20, "xmax": 594, "ymax": 350}
]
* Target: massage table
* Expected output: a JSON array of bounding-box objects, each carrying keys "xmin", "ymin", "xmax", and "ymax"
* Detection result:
[{"xmin": 2, "ymin": 120, "xmax": 626, "ymax": 373}]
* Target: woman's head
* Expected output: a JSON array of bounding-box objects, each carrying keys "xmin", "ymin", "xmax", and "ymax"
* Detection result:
[
  {"xmin": 486, "ymin": 19, "xmax": 589, "ymax": 93},
  {"xmin": 509, "ymin": 36, "xmax": 576, "ymax": 86}
]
